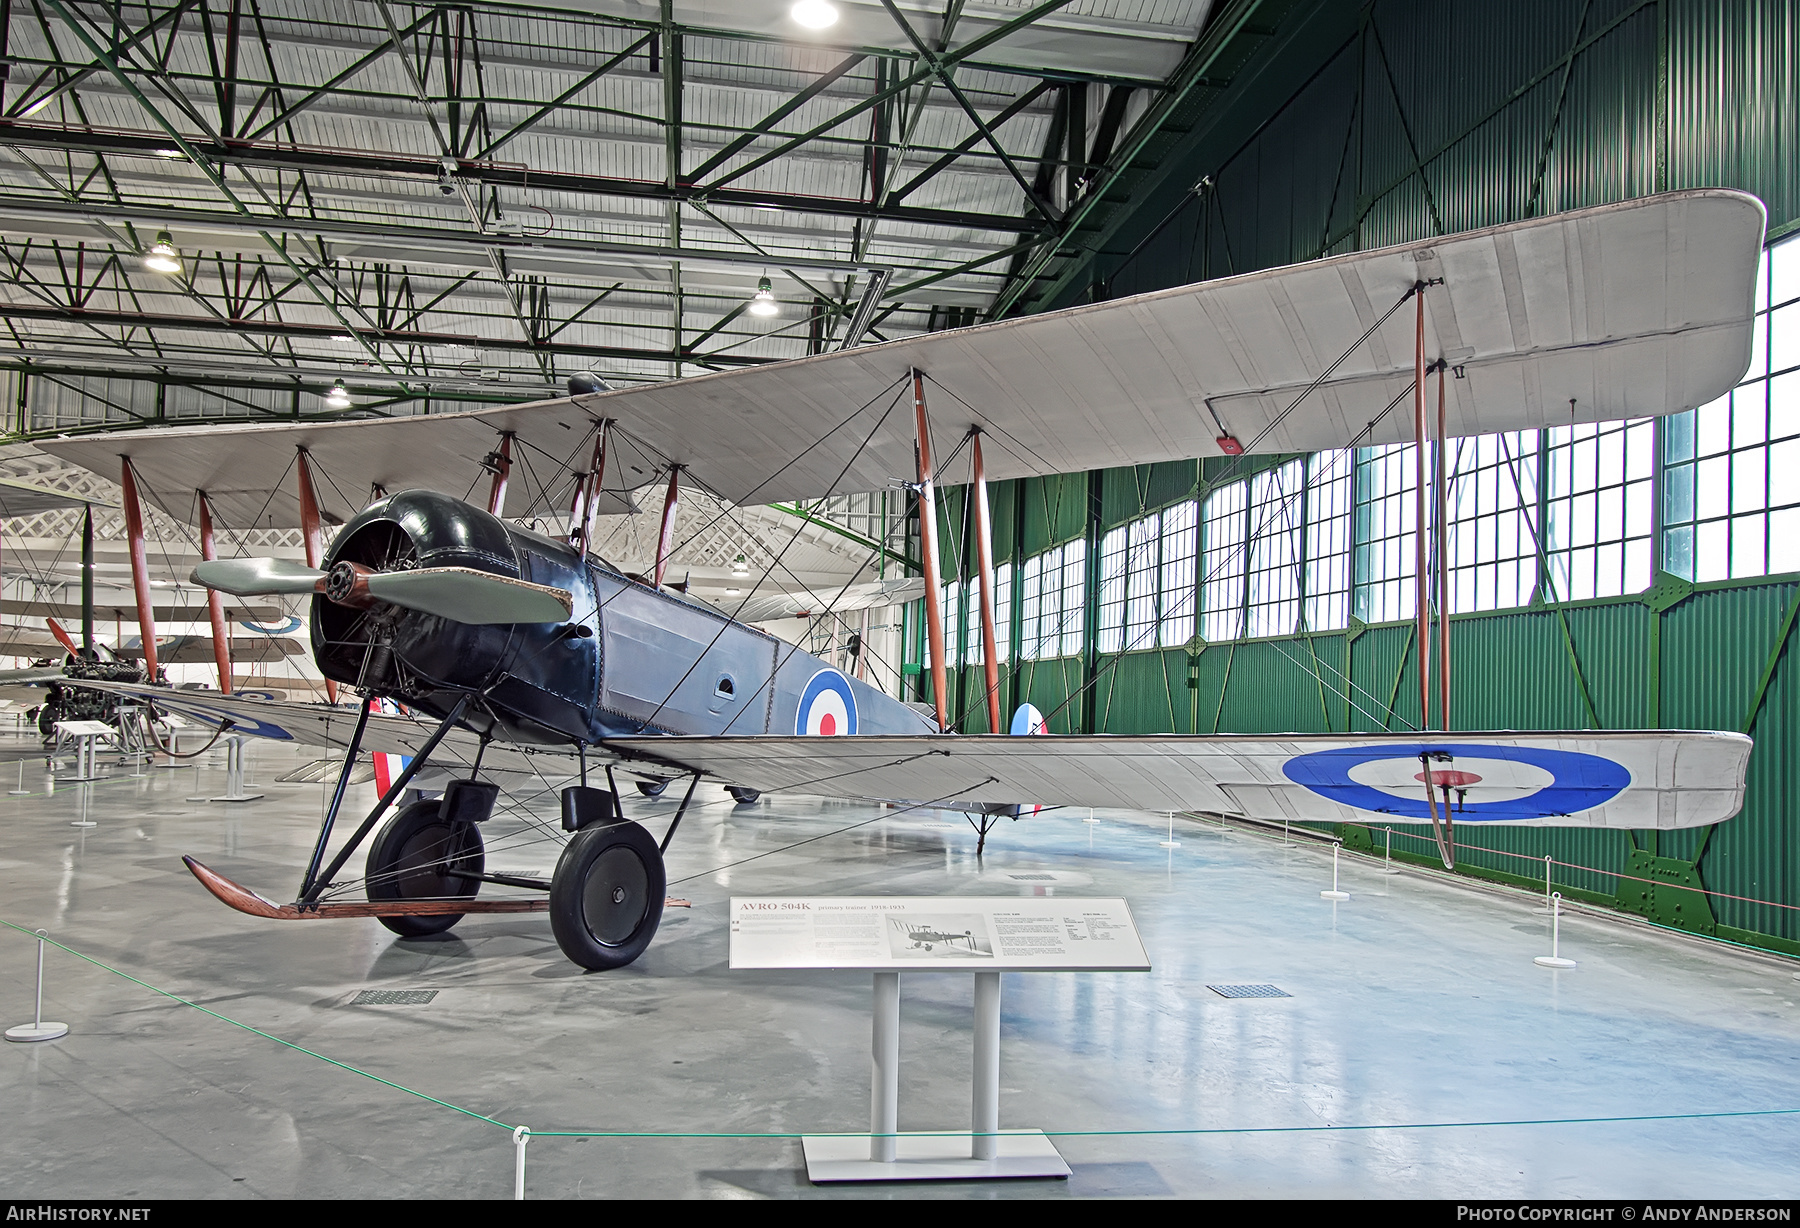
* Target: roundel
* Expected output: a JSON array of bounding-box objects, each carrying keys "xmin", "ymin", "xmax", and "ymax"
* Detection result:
[
  {"xmin": 149, "ymin": 695, "xmax": 295, "ymax": 741},
  {"xmin": 796, "ymin": 668, "xmax": 858, "ymax": 736},
  {"xmin": 1281, "ymin": 744, "xmax": 1631, "ymax": 822}
]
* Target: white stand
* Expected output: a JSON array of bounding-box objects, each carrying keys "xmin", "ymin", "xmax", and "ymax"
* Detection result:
[
  {"xmin": 512, "ymin": 1126, "xmax": 530, "ymax": 1200},
  {"xmin": 70, "ymin": 782, "xmax": 95, "ymax": 829},
  {"xmin": 1159, "ymin": 811, "xmax": 1180, "ymax": 849},
  {"xmin": 185, "ymin": 761, "xmax": 209, "ymax": 803},
  {"xmin": 1321, "ymin": 842, "xmax": 1350, "ymax": 900},
  {"xmin": 54, "ymin": 721, "xmax": 113, "ymax": 782},
  {"xmin": 210, "ymin": 736, "xmax": 263, "ymax": 803},
  {"xmin": 9, "ymin": 759, "xmax": 29, "ymax": 795},
  {"xmin": 1535, "ymin": 892, "xmax": 1577, "ymax": 969},
  {"xmin": 6, "ymin": 929, "xmax": 69, "ymax": 1042},
  {"xmin": 1381, "ymin": 826, "xmax": 1400, "ymax": 873},
  {"xmin": 1535, "ymin": 854, "xmax": 1555, "ymax": 914},
  {"xmin": 801, "ymin": 971, "xmax": 1070, "ymax": 1182},
  {"xmin": 1083, "ymin": 808, "xmax": 1099, "ymax": 824}
]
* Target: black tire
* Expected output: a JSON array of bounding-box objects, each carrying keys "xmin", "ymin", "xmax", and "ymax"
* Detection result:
[
  {"xmin": 365, "ymin": 798, "xmax": 485, "ymax": 937},
  {"xmin": 726, "ymin": 786, "xmax": 761, "ymax": 805},
  {"xmin": 549, "ymin": 819, "xmax": 665, "ymax": 971},
  {"xmin": 635, "ymin": 778, "xmax": 670, "ymax": 798}
]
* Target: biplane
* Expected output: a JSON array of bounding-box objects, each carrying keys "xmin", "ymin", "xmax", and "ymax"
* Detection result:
[{"xmin": 42, "ymin": 189, "xmax": 1765, "ymax": 972}]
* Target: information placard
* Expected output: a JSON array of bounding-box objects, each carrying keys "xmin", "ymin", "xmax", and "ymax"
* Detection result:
[{"xmin": 729, "ymin": 897, "xmax": 1150, "ymax": 971}]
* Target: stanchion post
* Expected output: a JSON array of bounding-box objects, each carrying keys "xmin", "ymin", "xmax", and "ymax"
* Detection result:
[
  {"xmin": 1321, "ymin": 841, "xmax": 1350, "ymax": 900},
  {"xmin": 870, "ymin": 971, "xmax": 900, "ymax": 1163},
  {"xmin": 1383, "ymin": 826, "xmax": 1399, "ymax": 874},
  {"xmin": 1541, "ymin": 854, "xmax": 1554, "ymax": 913},
  {"xmin": 512, "ymin": 1125, "xmax": 530, "ymax": 1200},
  {"xmin": 971, "ymin": 971, "xmax": 1000, "ymax": 1160},
  {"xmin": 6, "ymin": 929, "xmax": 69, "ymax": 1042},
  {"xmin": 10, "ymin": 759, "xmax": 28, "ymax": 795},
  {"xmin": 1160, "ymin": 811, "xmax": 1179, "ymax": 849},
  {"xmin": 1535, "ymin": 892, "xmax": 1577, "ymax": 969}
]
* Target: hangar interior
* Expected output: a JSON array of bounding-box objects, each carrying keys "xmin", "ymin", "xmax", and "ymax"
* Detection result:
[{"xmin": 3, "ymin": 0, "xmax": 1800, "ymax": 1200}]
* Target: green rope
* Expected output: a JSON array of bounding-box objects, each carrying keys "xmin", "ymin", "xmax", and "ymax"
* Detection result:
[
  {"xmin": 0, "ymin": 917, "xmax": 515, "ymax": 1132},
  {"xmin": 11, "ymin": 918, "xmax": 1800, "ymax": 1149},
  {"xmin": 531, "ymin": 1105, "xmax": 1800, "ymax": 1138}
]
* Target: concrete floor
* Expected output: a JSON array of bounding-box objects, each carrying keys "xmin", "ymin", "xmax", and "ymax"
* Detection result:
[{"xmin": 2, "ymin": 727, "xmax": 1799, "ymax": 1200}]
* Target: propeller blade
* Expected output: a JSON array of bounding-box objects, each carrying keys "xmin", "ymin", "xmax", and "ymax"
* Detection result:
[
  {"xmin": 192, "ymin": 557, "xmax": 324, "ymax": 596},
  {"xmin": 364, "ymin": 567, "xmax": 573, "ymax": 625}
]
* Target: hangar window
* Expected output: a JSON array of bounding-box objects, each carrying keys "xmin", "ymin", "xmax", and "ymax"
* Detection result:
[
  {"xmin": 939, "ymin": 579, "xmax": 965, "ymax": 667},
  {"xmin": 1662, "ymin": 233, "xmax": 1800, "ymax": 581},
  {"xmin": 1244, "ymin": 459, "xmax": 1305, "ymax": 638},
  {"xmin": 1303, "ymin": 449, "xmax": 1353, "ymax": 631},
  {"xmin": 1201, "ymin": 479, "xmax": 1248, "ymax": 641},
  {"xmin": 1097, "ymin": 500, "xmax": 1198, "ymax": 654},
  {"xmin": 1445, "ymin": 430, "xmax": 1540, "ymax": 613},
  {"xmin": 1543, "ymin": 419, "xmax": 1654, "ymax": 600},
  {"xmin": 1017, "ymin": 541, "xmax": 1086, "ymax": 660},
  {"xmin": 1353, "ymin": 444, "xmax": 1420, "ymax": 625},
  {"xmin": 994, "ymin": 563, "xmax": 1012, "ymax": 664}
]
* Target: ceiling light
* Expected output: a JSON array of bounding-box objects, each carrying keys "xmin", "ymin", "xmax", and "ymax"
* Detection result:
[
  {"xmin": 791, "ymin": 0, "xmax": 838, "ymax": 29},
  {"xmin": 151, "ymin": 148, "xmax": 183, "ymax": 159},
  {"xmin": 731, "ymin": 553, "xmax": 750, "ymax": 576},
  {"xmin": 324, "ymin": 379, "xmax": 352, "ymax": 410},
  {"xmin": 749, "ymin": 277, "xmax": 778, "ymax": 317},
  {"xmin": 330, "ymin": 334, "xmax": 353, "ymax": 342},
  {"xmin": 725, "ymin": 588, "xmax": 742, "ymax": 595},
  {"xmin": 141, "ymin": 231, "xmax": 182, "ymax": 276}
]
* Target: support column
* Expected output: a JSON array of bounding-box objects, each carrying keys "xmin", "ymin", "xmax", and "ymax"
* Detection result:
[
  {"xmin": 913, "ymin": 371, "xmax": 949, "ymax": 732},
  {"xmin": 119, "ymin": 459, "xmax": 158, "ymax": 682},
  {"xmin": 296, "ymin": 449, "xmax": 335, "ymax": 703},
  {"xmin": 653, "ymin": 464, "xmax": 681, "ymax": 588},
  {"xmin": 870, "ymin": 971, "xmax": 900, "ymax": 1163},
  {"xmin": 1410, "ymin": 287, "xmax": 1431, "ymax": 730},
  {"xmin": 198, "ymin": 493, "xmax": 233, "ymax": 694},
  {"xmin": 487, "ymin": 431, "xmax": 514, "ymax": 518},
  {"xmin": 1434, "ymin": 363, "xmax": 1451, "ymax": 731},
  {"xmin": 971, "ymin": 970, "xmax": 1001, "ymax": 1159},
  {"xmin": 969, "ymin": 432, "xmax": 1002, "ymax": 733},
  {"xmin": 80, "ymin": 505, "xmax": 94, "ymax": 656}
]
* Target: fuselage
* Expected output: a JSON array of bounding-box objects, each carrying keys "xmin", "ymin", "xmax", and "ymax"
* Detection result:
[{"xmin": 312, "ymin": 489, "xmax": 933, "ymax": 747}]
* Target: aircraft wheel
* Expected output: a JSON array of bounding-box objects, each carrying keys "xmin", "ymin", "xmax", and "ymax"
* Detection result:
[
  {"xmin": 549, "ymin": 819, "xmax": 665, "ymax": 971},
  {"xmin": 365, "ymin": 798, "xmax": 485, "ymax": 938},
  {"xmin": 635, "ymin": 778, "xmax": 670, "ymax": 798},
  {"xmin": 726, "ymin": 786, "xmax": 761, "ymax": 805}
]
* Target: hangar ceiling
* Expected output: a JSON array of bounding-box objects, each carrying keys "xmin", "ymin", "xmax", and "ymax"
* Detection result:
[{"xmin": 0, "ymin": 0, "xmax": 1294, "ymax": 421}]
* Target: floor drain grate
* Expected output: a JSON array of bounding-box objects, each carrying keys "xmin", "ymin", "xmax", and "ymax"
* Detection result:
[
  {"xmin": 1207, "ymin": 984, "xmax": 1290, "ymax": 999},
  {"xmin": 351, "ymin": 989, "xmax": 437, "ymax": 1006}
]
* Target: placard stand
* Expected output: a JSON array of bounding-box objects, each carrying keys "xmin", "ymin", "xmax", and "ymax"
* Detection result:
[{"xmin": 801, "ymin": 969, "xmax": 1070, "ymax": 1182}]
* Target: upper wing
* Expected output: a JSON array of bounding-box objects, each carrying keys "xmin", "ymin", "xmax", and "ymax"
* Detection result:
[
  {"xmin": 38, "ymin": 191, "xmax": 1763, "ymax": 516},
  {"xmin": 601, "ymin": 729, "xmax": 1752, "ymax": 830},
  {"xmin": 724, "ymin": 578, "xmax": 929, "ymax": 624}
]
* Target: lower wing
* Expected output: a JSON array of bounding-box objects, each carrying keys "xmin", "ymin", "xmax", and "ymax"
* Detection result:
[{"xmin": 601, "ymin": 730, "xmax": 1752, "ymax": 830}]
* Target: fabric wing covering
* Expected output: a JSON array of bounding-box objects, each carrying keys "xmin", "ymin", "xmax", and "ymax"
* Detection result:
[
  {"xmin": 601, "ymin": 730, "xmax": 1753, "ymax": 830},
  {"xmin": 38, "ymin": 190, "xmax": 1764, "ymax": 517}
]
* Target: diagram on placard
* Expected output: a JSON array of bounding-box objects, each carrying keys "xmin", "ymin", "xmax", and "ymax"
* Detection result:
[{"xmin": 887, "ymin": 915, "xmax": 995, "ymax": 958}]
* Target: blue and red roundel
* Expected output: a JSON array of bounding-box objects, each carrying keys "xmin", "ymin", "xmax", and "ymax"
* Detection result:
[
  {"xmin": 796, "ymin": 668, "xmax": 858, "ymax": 736},
  {"xmin": 1281, "ymin": 744, "xmax": 1631, "ymax": 821}
]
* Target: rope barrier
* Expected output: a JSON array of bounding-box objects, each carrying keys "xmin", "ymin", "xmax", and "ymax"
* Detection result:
[{"xmin": 1331, "ymin": 819, "xmax": 1800, "ymax": 915}]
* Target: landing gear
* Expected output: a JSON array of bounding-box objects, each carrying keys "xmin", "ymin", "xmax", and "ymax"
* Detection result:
[
  {"xmin": 636, "ymin": 777, "xmax": 670, "ymax": 798},
  {"xmin": 365, "ymin": 799, "xmax": 485, "ymax": 937},
  {"xmin": 726, "ymin": 786, "xmax": 761, "ymax": 805},
  {"xmin": 549, "ymin": 818, "xmax": 665, "ymax": 970}
]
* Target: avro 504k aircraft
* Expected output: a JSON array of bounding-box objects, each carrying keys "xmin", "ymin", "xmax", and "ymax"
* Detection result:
[{"xmin": 44, "ymin": 190, "xmax": 1765, "ymax": 971}]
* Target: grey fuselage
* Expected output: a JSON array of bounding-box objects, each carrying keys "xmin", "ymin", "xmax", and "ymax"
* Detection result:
[{"xmin": 312, "ymin": 489, "xmax": 933, "ymax": 747}]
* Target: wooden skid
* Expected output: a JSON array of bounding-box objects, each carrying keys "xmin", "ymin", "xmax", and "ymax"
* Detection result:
[
  {"xmin": 182, "ymin": 855, "xmax": 548, "ymax": 919},
  {"xmin": 181, "ymin": 855, "xmax": 692, "ymax": 919}
]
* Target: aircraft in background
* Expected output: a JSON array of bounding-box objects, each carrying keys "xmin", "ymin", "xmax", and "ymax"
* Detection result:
[{"xmin": 52, "ymin": 190, "xmax": 1765, "ymax": 972}]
